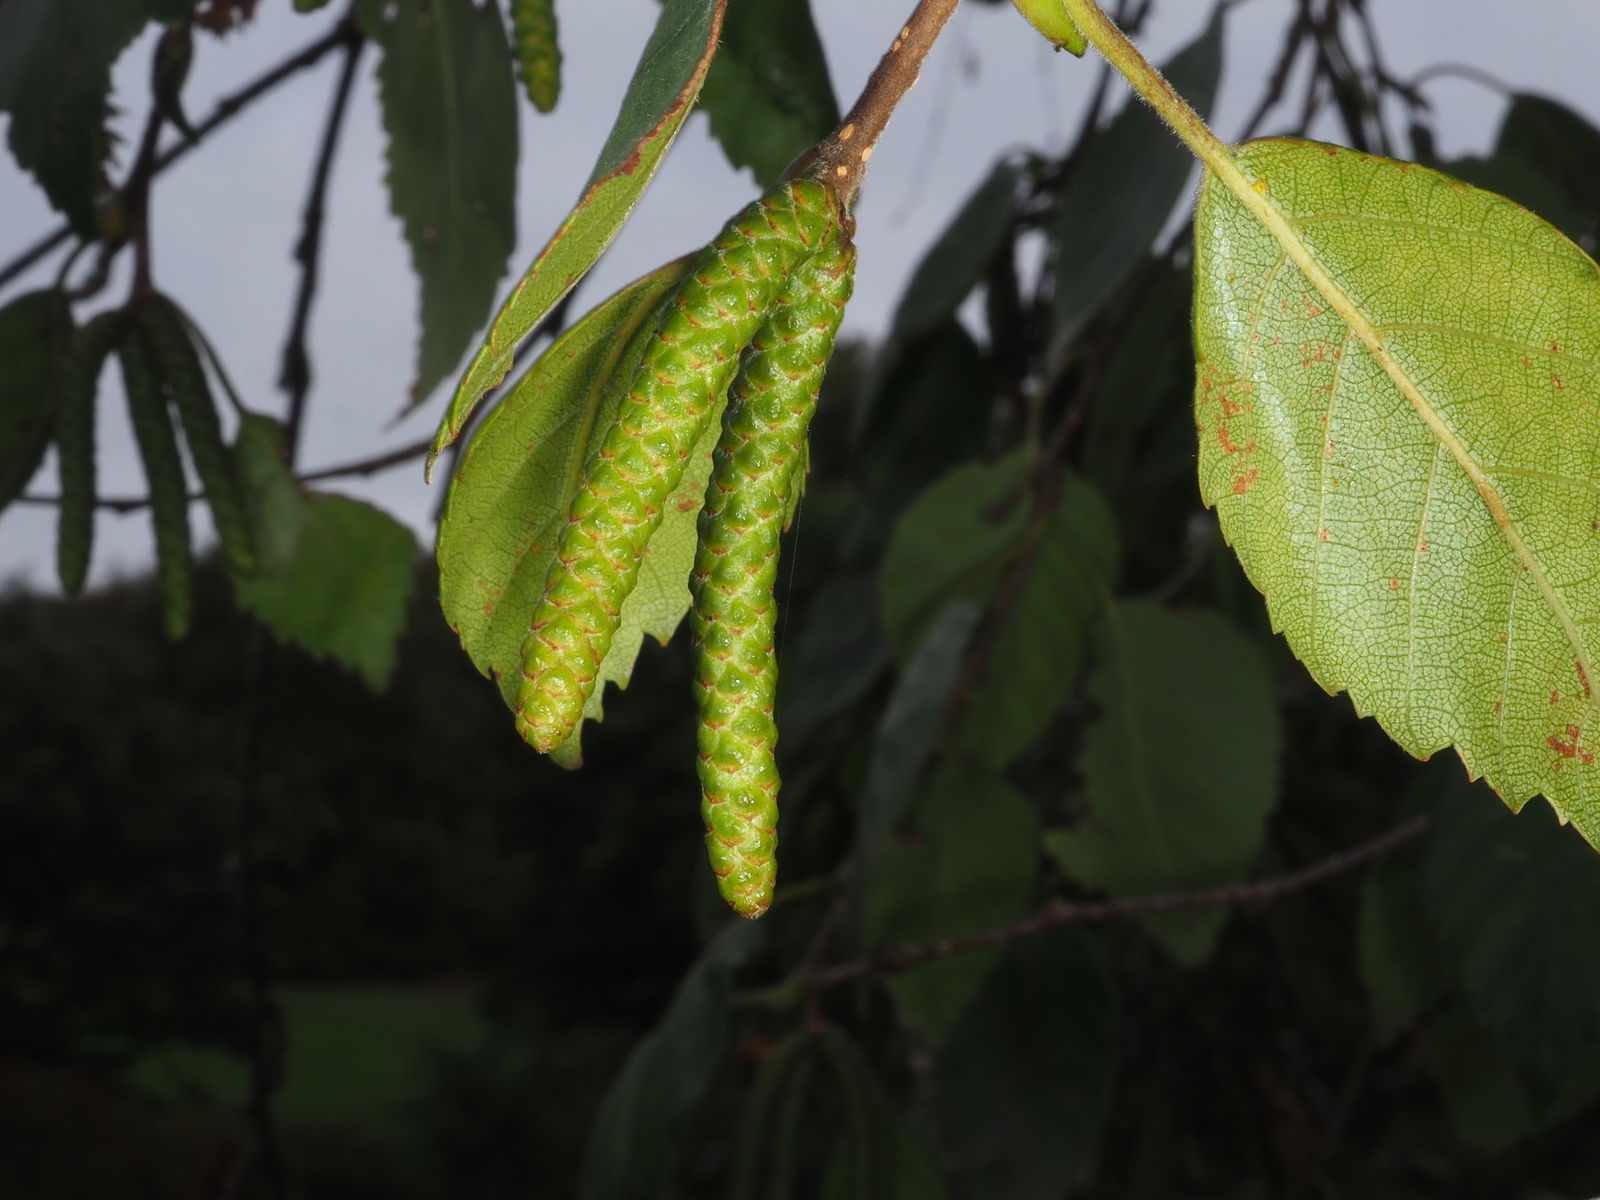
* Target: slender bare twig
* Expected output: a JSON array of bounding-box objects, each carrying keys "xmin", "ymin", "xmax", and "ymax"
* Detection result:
[
  {"xmin": 0, "ymin": 21, "xmax": 354, "ymax": 291},
  {"xmin": 803, "ymin": 0, "xmax": 963, "ymax": 206},
  {"xmin": 807, "ymin": 816, "xmax": 1430, "ymax": 989},
  {"xmin": 280, "ymin": 28, "xmax": 365, "ymax": 464}
]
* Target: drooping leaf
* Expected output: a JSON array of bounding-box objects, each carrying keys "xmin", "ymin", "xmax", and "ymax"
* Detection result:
[
  {"xmin": 1050, "ymin": 4, "xmax": 1224, "ymax": 357},
  {"xmin": 436, "ymin": 258, "xmax": 699, "ymax": 765},
  {"xmin": 815, "ymin": 1027, "xmax": 951, "ymax": 1200},
  {"xmin": 118, "ymin": 325, "xmax": 193, "ymax": 639},
  {"xmin": 891, "ymin": 162, "xmax": 1019, "ymax": 341},
  {"xmin": 1194, "ymin": 139, "xmax": 1600, "ymax": 847},
  {"xmin": 955, "ymin": 475, "xmax": 1117, "ymax": 766},
  {"xmin": 234, "ymin": 416, "xmax": 417, "ymax": 689},
  {"xmin": 55, "ymin": 309, "xmax": 124, "ymax": 595},
  {"xmin": 1421, "ymin": 1002, "xmax": 1539, "ymax": 1152},
  {"xmin": 1425, "ymin": 766, "xmax": 1600, "ymax": 1095},
  {"xmin": 864, "ymin": 761, "xmax": 1039, "ymax": 1043},
  {"xmin": 0, "ymin": 0, "xmax": 190, "ymax": 234},
  {"xmin": 0, "ymin": 289, "xmax": 72, "ymax": 512},
  {"xmin": 856, "ymin": 599, "xmax": 983, "ymax": 872},
  {"xmin": 371, "ymin": 0, "xmax": 519, "ymax": 411},
  {"xmin": 880, "ymin": 456, "xmax": 1028, "ymax": 661},
  {"xmin": 698, "ymin": 0, "xmax": 839, "ymax": 186},
  {"xmin": 578, "ymin": 922, "xmax": 759, "ymax": 1200},
  {"xmin": 926, "ymin": 932, "xmax": 1117, "ymax": 1199},
  {"xmin": 1047, "ymin": 601, "xmax": 1279, "ymax": 964},
  {"xmin": 1357, "ymin": 843, "xmax": 1448, "ymax": 1047},
  {"xmin": 431, "ymin": 0, "xmax": 727, "ymax": 466},
  {"xmin": 881, "ymin": 456, "xmax": 1118, "ymax": 766}
]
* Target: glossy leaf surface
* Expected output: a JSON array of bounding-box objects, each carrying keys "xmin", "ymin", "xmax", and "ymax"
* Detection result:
[
  {"xmin": 1195, "ymin": 139, "xmax": 1600, "ymax": 846},
  {"xmin": 372, "ymin": 0, "xmax": 519, "ymax": 410},
  {"xmin": 437, "ymin": 258, "xmax": 704, "ymax": 765},
  {"xmin": 431, "ymin": 0, "xmax": 726, "ymax": 464},
  {"xmin": 1047, "ymin": 601, "xmax": 1279, "ymax": 964}
]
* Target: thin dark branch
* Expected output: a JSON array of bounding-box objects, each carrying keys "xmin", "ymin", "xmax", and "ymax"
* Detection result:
[
  {"xmin": 808, "ymin": 816, "xmax": 1430, "ymax": 989},
  {"xmin": 803, "ymin": 0, "xmax": 963, "ymax": 207},
  {"xmin": 279, "ymin": 28, "xmax": 365, "ymax": 465},
  {"xmin": 0, "ymin": 21, "xmax": 354, "ymax": 292},
  {"xmin": 19, "ymin": 438, "xmax": 433, "ymax": 513},
  {"xmin": 1235, "ymin": 7, "xmax": 1312, "ymax": 141}
]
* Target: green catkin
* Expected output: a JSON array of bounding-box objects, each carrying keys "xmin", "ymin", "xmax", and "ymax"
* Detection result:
[
  {"xmin": 118, "ymin": 328, "xmax": 193, "ymax": 639},
  {"xmin": 138, "ymin": 296, "xmax": 257, "ymax": 578},
  {"xmin": 691, "ymin": 235, "xmax": 855, "ymax": 919},
  {"xmin": 515, "ymin": 179, "xmax": 843, "ymax": 754},
  {"xmin": 511, "ymin": 0, "xmax": 562, "ymax": 114},
  {"xmin": 55, "ymin": 309, "xmax": 123, "ymax": 595}
]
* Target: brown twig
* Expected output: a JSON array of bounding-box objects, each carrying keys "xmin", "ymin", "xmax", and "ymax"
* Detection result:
[
  {"xmin": 803, "ymin": 0, "xmax": 963, "ymax": 207},
  {"xmin": 18, "ymin": 437, "xmax": 434, "ymax": 513},
  {"xmin": 0, "ymin": 21, "xmax": 354, "ymax": 292},
  {"xmin": 808, "ymin": 816, "xmax": 1430, "ymax": 989}
]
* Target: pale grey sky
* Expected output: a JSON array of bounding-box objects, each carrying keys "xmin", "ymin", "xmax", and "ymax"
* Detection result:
[{"xmin": 2, "ymin": 0, "xmax": 1598, "ymax": 592}]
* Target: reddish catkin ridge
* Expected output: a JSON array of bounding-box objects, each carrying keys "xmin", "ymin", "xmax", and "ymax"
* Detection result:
[
  {"xmin": 515, "ymin": 180, "xmax": 843, "ymax": 754},
  {"xmin": 692, "ymin": 235, "xmax": 856, "ymax": 919}
]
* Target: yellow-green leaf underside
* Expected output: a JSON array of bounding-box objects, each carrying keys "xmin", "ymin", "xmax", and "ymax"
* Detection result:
[
  {"xmin": 437, "ymin": 256, "xmax": 706, "ymax": 767},
  {"xmin": 1194, "ymin": 139, "xmax": 1600, "ymax": 846}
]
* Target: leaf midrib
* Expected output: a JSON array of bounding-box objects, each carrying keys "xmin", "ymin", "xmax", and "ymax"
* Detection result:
[{"xmin": 1210, "ymin": 151, "xmax": 1598, "ymax": 720}]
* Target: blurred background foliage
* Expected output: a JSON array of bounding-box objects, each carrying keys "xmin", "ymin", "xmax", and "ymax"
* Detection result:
[{"xmin": 3, "ymin": 0, "xmax": 1600, "ymax": 1197}]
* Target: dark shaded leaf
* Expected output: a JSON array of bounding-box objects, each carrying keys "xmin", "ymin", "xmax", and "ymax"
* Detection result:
[
  {"xmin": 579, "ymin": 922, "xmax": 759, "ymax": 1200},
  {"xmin": 372, "ymin": 0, "xmax": 519, "ymax": 410},
  {"xmin": 865, "ymin": 761, "xmax": 1039, "ymax": 1043},
  {"xmin": 1047, "ymin": 601, "xmax": 1279, "ymax": 964},
  {"xmin": 0, "ymin": 289, "xmax": 72, "ymax": 512},
  {"xmin": 927, "ymin": 932, "xmax": 1116, "ymax": 1199},
  {"xmin": 0, "ymin": 0, "xmax": 190, "ymax": 234},
  {"xmin": 892, "ymin": 162, "xmax": 1020, "ymax": 340},
  {"xmin": 699, "ymin": 0, "xmax": 839, "ymax": 186},
  {"xmin": 1050, "ymin": 5, "xmax": 1224, "ymax": 356}
]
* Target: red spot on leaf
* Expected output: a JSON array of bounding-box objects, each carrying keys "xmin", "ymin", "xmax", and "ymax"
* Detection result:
[
  {"xmin": 1553, "ymin": 374, "xmax": 1566, "ymax": 389},
  {"xmin": 1221, "ymin": 398, "xmax": 1243, "ymax": 417},
  {"xmin": 1318, "ymin": 526, "xmax": 1330, "ymax": 541},
  {"xmin": 1417, "ymin": 539, "xmax": 1430, "ymax": 552},
  {"xmin": 1551, "ymin": 690, "xmax": 1562, "ymax": 706},
  {"xmin": 1578, "ymin": 660, "xmax": 1594, "ymax": 699},
  {"xmin": 1388, "ymin": 577, "xmax": 1400, "ymax": 591},
  {"xmin": 1232, "ymin": 468, "xmax": 1259, "ymax": 495},
  {"xmin": 1549, "ymin": 725, "xmax": 1595, "ymax": 765},
  {"xmin": 1218, "ymin": 424, "xmax": 1242, "ymax": 454}
]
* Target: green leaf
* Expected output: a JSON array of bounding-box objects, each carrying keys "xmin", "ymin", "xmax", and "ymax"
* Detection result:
[
  {"xmin": 880, "ymin": 456, "xmax": 1028, "ymax": 661},
  {"xmin": 1426, "ymin": 767, "xmax": 1600, "ymax": 1094},
  {"xmin": 816, "ymin": 1028, "xmax": 951, "ymax": 1200},
  {"xmin": 234, "ymin": 416, "xmax": 418, "ymax": 689},
  {"xmin": 1050, "ymin": 5, "xmax": 1223, "ymax": 356},
  {"xmin": 436, "ymin": 257, "xmax": 699, "ymax": 765},
  {"xmin": 431, "ymin": 0, "xmax": 727, "ymax": 466},
  {"xmin": 857, "ymin": 599, "xmax": 983, "ymax": 871},
  {"xmin": 1047, "ymin": 601, "xmax": 1279, "ymax": 964},
  {"xmin": 372, "ymin": 0, "xmax": 519, "ymax": 411},
  {"xmin": 0, "ymin": 0, "xmax": 189, "ymax": 234},
  {"xmin": 891, "ymin": 162, "xmax": 1019, "ymax": 341},
  {"xmin": 955, "ymin": 475, "xmax": 1118, "ymax": 766},
  {"xmin": 1421, "ymin": 1002, "xmax": 1538, "ymax": 1152},
  {"xmin": 0, "ymin": 289, "xmax": 72, "ymax": 512},
  {"xmin": 698, "ymin": 0, "xmax": 839, "ymax": 186},
  {"xmin": 578, "ymin": 922, "xmax": 759, "ymax": 1200},
  {"xmin": 926, "ymin": 932, "xmax": 1117, "ymax": 1199},
  {"xmin": 1193, "ymin": 139, "xmax": 1600, "ymax": 847},
  {"xmin": 864, "ymin": 761, "xmax": 1038, "ymax": 1044}
]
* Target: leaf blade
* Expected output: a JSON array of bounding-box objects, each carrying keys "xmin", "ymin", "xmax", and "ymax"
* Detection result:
[
  {"xmin": 430, "ymin": 0, "xmax": 727, "ymax": 467},
  {"xmin": 1194, "ymin": 138, "xmax": 1600, "ymax": 845}
]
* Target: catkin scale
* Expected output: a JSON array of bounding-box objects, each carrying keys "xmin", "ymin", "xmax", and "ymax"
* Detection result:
[
  {"xmin": 691, "ymin": 235, "xmax": 856, "ymax": 918},
  {"xmin": 515, "ymin": 180, "xmax": 842, "ymax": 754}
]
